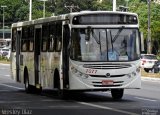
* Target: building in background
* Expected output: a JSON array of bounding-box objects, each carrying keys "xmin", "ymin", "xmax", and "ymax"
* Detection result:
[{"xmin": 0, "ymin": 28, "xmax": 11, "ymax": 47}]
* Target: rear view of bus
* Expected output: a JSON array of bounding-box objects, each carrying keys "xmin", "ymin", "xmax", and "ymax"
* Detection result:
[{"xmin": 68, "ymin": 11, "xmax": 141, "ymax": 99}]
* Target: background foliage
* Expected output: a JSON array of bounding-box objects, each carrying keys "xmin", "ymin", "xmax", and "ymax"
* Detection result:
[{"xmin": 0, "ymin": 0, "xmax": 159, "ymax": 54}]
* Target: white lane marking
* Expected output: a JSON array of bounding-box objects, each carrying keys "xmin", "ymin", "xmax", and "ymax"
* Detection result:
[
  {"xmin": 0, "ymin": 74, "xmax": 11, "ymax": 77},
  {"xmin": 78, "ymin": 102, "xmax": 139, "ymax": 115},
  {"xmin": 102, "ymin": 91, "xmax": 111, "ymax": 94},
  {"xmin": 0, "ymin": 101, "xmax": 30, "ymax": 104},
  {"xmin": 0, "ymin": 90, "xmax": 12, "ymax": 92},
  {"xmin": 0, "ymin": 83, "xmax": 24, "ymax": 90},
  {"xmin": 5, "ymin": 75, "xmax": 11, "ymax": 77},
  {"xmin": 42, "ymin": 99, "xmax": 63, "ymax": 102},
  {"xmin": 49, "ymin": 105, "xmax": 80, "ymax": 108},
  {"xmin": 134, "ymin": 97, "xmax": 157, "ymax": 102},
  {"xmin": 0, "ymin": 68, "xmax": 8, "ymax": 70}
]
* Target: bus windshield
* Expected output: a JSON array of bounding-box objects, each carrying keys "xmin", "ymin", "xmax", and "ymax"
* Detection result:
[{"xmin": 70, "ymin": 28, "xmax": 140, "ymax": 62}]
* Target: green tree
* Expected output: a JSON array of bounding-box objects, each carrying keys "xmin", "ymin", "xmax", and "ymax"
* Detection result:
[
  {"xmin": 128, "ymin": 0, "xmax": 160, "ymax": 54},
  {"xmin": 0, "ymin": 0, "xmax": 53, "ymax": 24}
]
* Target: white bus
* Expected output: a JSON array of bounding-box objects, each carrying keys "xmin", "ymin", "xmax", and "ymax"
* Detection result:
[{"xmin": 11, "ymin": 11, "xmax": 142, "ymax": 100}]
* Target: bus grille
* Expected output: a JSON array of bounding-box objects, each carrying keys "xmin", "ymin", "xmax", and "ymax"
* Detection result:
[
  {"xmin": 83, "ymin": 63, "xmax": 131, "ymax": 69},
  {"xmin": 90, "ymin": 74, "xmax": 125, "ymax": 78}
]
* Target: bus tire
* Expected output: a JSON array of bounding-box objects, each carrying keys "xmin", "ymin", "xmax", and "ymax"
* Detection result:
[
  {"xmin": 24, "ymin": 70, "xmax": 34, "ymax": 93},
  {"xmin": 57, "ymin": 79, "xmax": 68, "ymax": 99},
  {"xmin": 35, "ymin": 87, "xmax": 42, "ymax": 95},
  {"xmin": 111, "ymin": 89, "xmax": 124, "ymax": 100},
  {"xmin": 54, "ymin": 70, "xmax": 68, "ymax": 99}
]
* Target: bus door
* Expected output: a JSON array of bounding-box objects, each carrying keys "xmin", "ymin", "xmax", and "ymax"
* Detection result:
[
  {"xmin": 62, "ymin": 23, "xmax": 70, "ymax": 89},
  {"xmin": 16, "ymin": 28, "xmax": 21, "ymax": 82},
  {"xmin": 34, "ymin": 25, "xmax": 42, "ymax": 88}
]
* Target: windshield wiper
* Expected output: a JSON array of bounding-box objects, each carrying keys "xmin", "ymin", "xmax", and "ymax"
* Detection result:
[
  {"xmin": 91, "ymin": 30, "xmax": 100, "ymax": 44},
  {"xmin": 109, "ymin": 30, "xmax": 114, "ymax": 52},
  {"xmin": 91, "ymin": 30, "xmax": 102, "ymax": 55},
  {"xmin": 98, "ymin": 32, "xmax": 102, "ymax": 55},
  {"xmin": 112, "ymin": 27, "xmax": 124, "ymax": 43}
]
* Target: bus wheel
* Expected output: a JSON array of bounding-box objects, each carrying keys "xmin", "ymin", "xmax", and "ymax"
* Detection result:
[
  {"xmin": 24, "ymin": 71, "xmax": 34, "ymax": 93},
  {"xmin": 24, "ymin": 76, "xmax": 32, "ymax": 93},
  {"xmin": 36, "ymin": 86, "xmax": 42, "ymax": 94},
  {"xmin": 57, "ymin": 80, "xmax": 68, "ymax": 99},
  {"xmin": 111, "ymin": 89, "xmax": 124, "ymax": 100}
]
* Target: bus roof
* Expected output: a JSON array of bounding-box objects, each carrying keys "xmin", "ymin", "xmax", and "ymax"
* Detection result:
[
  {"xmin": 69, "ymin": 11, "xmax": 138, "ymax": 16},
  {"xmin": 12, "ymin": 11, "xmax": 138, "ymax": 28}
]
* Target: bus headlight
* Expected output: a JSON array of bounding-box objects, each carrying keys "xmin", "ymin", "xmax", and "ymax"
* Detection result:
[
  {"xmin": 136, "ymin": 67, "xmax": 141, "ymax": 73},
  {"xmin": 77, "ymin": 71, "xmax": 83, "ymax": 77},
  {"xmin": 77, "ymin": 71, "xmax": 89, "ymax": 79},
  {"xmin": 82, "ymin": 74, "xmax": 89, "ymax": 79},
  {"xmin": 71, "ymin": 66, "xmax": 89, "ymax": 79},
  {"xmin": 127, "ymin": 71, "xmax": 137, "ymax": 78},
  {"xmin": 71, "ymin": 66, "xmax": 78, "ymax": 74},
  {"xmin": 127, "ymin": 74, "xmax": 132, "ymax": 78},
  {"xmin": 127, "ymin": 72, "xmax": 136, "ymax": 78},
  {"xmin": 132, "ymin": 72, "xmax": 136, "ymax": 76}
]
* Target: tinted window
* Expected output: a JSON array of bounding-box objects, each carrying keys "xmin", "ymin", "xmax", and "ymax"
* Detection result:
[
  {"xmin": 21, "ymin": 27, "xmax": 28, "ymax": 52},
  {"xmin": 21, "ymin": 26, "xmax": 34, "ymax": 52},
  {"xmin": 55, "ymin": 22, "xmax": 62, "ymax": 51},
  {"xmin": 42, "ymin": 24, "xmax": 49, "ymax": 52},
  {"xmin": 12, "ymin": 29, "xmax": 17, "ymax": 52},
  {"xmin": 28, "ymin": 26, "xmax": 34, "ymax": 51},
  {"xmin": 48, "ymin": 23, "xmax": 56, "ymax": 51}
]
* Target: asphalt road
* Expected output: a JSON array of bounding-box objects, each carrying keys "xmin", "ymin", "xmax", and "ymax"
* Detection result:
[{"xmin": 0, "ymin": 64, "xmax": 160, "ymax": 115}]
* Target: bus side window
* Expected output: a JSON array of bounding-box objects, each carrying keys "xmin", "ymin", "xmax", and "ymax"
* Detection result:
[
  {"xmin": 21, "ymin": 27, "xmax": 29, "ymax": 52},
  {"xmin": 29, "ymin": 26, "xmax": 34, "ymax": 52},
  {"xmin": 55, "ymin": 22, "xmax": 62, "ymax": 52},
  {"xmin": 12, "ymin": 29, "xmax": 17, "ymax": 52},
  {"xmin": 48, "ymin": 22, "xmax": 56, "ymax": 52},
  {"xmin": 57, "ymin": 37, "xmax": 62, "ymax": 51},
  {"xmin": 49, "ymin": 34, "xmax": 55, "ymax": 51},
  {"xmin": 42, "ymin": 24, "xmax": 49, "ymax": 52},
  {"xmin": 21, "ymin": 40, "xmax": 27, "ymax": 51}
]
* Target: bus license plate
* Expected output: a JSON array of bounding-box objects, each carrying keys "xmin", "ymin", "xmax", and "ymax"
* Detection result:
[{"xmin": 102, "ymin": 80, "xmax": 114, "ymax": 85}]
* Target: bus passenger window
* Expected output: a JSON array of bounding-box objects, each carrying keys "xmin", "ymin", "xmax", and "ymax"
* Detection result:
[
  {"xmin": 21, "ymin": 27, "xmax": 29, "ymax": 52},
  {"xmin": 42, "ymin": 25, "xmax": 49, "ymax": 52},
  {"xmin": 55, "ymin": 37, "xmax": 62, "ymax": 51},
  {"xmin": 42, "ymin": 39, "xmax": 47, "ymax": 51},
  {"xmin": 48, "ymin": 34, "xmax": 54, "ymax": 51},
  {"xmin": 21, "ymin": 40, "xmax": 27, "ymax": 51},
  {"xmin": 28, "ymin": 27, "xmax": 34, "ymax": 52},
  {"xmin": 29, "ymin": 40, "xmax": 34, "ymax": 51},
  {"xmin": 12, "ymin": 29, "xmax": 17, "ymax": 52},
  {"xmin": 55, "ymin": 22, "xmax": 62, "ymax": 52}
]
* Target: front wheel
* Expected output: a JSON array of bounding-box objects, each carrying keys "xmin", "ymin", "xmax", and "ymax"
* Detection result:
[{"xmin": 111, "ymin": 89, "xmax": 124, "ymax": 100}]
